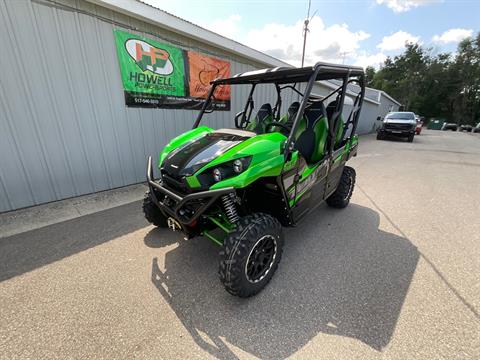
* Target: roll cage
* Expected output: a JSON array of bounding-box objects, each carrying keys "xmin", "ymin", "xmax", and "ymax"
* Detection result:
[{"xmin": 193, "ymin": 62, "xmax": 366, "ymax": 161}]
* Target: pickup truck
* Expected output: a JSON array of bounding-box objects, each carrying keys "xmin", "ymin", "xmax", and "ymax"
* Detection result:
[{"xmin": 377, "ymin": 111, "xmax": 416, "ymax": 142}]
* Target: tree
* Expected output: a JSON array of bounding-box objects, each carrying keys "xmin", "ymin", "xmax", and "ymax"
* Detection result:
[
  {"xmin": 365, "ymin": 66, "xmax": 376, "ymax": 87},
  {"xmin": 451, "ymin": 36, "xmax": 480, "ymax": 124},
  {"xmin": 371, "ymin": 33, "xmax": 480, "ymax": 124}
]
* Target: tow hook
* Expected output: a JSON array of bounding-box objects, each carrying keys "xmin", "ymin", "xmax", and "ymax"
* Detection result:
[{"xmin": 167, "ymin": 217, "xmax": 182, "ymax": 231}]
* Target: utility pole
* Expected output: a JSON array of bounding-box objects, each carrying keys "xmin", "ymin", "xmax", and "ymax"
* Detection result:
[{"xmin": 301, "ymin": 0, "xmax": 316, "ymax": 67}]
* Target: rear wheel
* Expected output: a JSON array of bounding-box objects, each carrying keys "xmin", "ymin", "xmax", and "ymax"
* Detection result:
[
  {"xmin": 219, "ymin": 213, "xmax": 283, "ymax": 298},
  {"xmin": 142, "ymin": 191, "xmax": 168, "ymax": 227},
  {"xmin": 326, "ymin": 166, "xmax": 356, "ymax": 209}
]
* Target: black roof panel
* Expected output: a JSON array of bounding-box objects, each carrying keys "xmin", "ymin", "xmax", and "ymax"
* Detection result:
[{"xmin": 212, "ymin": 61, "xmax": 364, "ymax": 85}]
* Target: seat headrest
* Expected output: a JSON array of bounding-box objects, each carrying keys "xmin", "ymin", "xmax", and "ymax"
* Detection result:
[
  {"xmin": 326, "ymin": 100, "xmax": 337, "ymax": 109},
  {"xmin": 287, "ymin": 102, "xmax": 300, "ymax": 117},
  {"xmin": 307, "ymin": 100, "xmax": 326, "ymax": 111},
  {"xmin": 304, "ymin": 101, "xmax": 326, "ymax": 125},
  {"xmin": 326, "ymin": 100, "xmax": 337, "ymax": 114},
  {"xmin": 326, "ymin": 100, "xmax": 340, "ymax": 124},
  {"xmin": 258, "ymin": 103, "xmax": 272, "ymax": 115}
]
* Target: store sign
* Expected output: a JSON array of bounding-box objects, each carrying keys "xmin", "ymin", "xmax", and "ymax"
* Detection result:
[{"xmin": 114, "ymin": 30, "xmax": 230, "ymax": 110}]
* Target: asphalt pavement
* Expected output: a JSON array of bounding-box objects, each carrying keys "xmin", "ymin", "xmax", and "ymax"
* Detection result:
[{"xmin": 0, "ymin": 129, "xmax": 479, "ymax": 359}]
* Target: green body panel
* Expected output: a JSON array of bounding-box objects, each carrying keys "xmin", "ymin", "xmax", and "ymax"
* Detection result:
[
  {"xmin": 200, "ymin": 132, "xmax": 287, "ymax": 189},
  {"xmin": 185, "ymin": 175, "xmax": 201, "ymax": 188},
  {"xmin": 300, "ymin": 161, "xmax": 320, "ymax": 179},
  {"xmin": 156, "ymin": 125, "xmax": 287, "ymax": 191},
  {"xmin": 283, "ymin": 151, "xmax": 299, "ymax": 172},
  {"xmin": 287, "ymin": 161, "xmax": 322, "ymax": 207}
]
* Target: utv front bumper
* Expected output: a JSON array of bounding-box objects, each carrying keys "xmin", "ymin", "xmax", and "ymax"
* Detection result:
[{"xmin": 146, "ymin": 156, "xmax": 234, "ymax": 225}]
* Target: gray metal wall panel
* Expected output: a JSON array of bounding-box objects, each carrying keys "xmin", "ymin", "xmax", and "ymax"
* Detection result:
[
  {"xmin": 0, "ymin": 0, "xmax": 59, "ymax": 209},
  {"xmin": 356, "ymin": 102, "xmax": 379, "ymax": 134},
  {"xmin": 0, "ymin": 0, "xmax": 392, "ymax": 211},
  {"xmin": 0, "ymin": 0, "xmax": 271, "ymax": 211}
]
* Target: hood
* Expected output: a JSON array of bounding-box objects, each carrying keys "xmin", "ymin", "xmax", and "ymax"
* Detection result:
[
  {"xmin": 384, "ymin": 117, "xmax": 416, "ymax": 124},
  {"xmin": 161, "ymin": 132, "xmax": 249, "ymax": 178}
]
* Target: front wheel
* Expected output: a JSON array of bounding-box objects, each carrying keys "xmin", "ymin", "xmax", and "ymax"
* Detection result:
[
  {"xmin": 376, "ymin": 132, "xmax": 384, "ymax": 140},
  {"xmin": 326, "ymin": 166, "xmax": 356, "ymax": 209},
  {"xmin": 407, "ymin": 134, "xmax": 414, "ymax": 142},
  {"xmin": 142, "ymin": 191, "xmax": 168, "ymax": 227},
  {"xmin": 219, "ymin": 213, "xmax": 284, "ymax": 298}
]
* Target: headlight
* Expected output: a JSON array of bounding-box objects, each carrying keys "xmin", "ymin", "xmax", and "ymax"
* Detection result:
[
  {"xmin": 213, "ymin": 168, "xmax": 222, "ymax": 182},
  {"xmin": 233, "ymin": 159, "xmax": 244, "ymax": 173},
  {"xmin": 198, "ymin": 157, "xmax": 252, "ymax": 187}
]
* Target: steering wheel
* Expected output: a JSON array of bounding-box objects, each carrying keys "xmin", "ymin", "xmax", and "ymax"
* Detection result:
[{"xmin": 265, "ymin": 122, "xmax": 291, "ymax": 134}]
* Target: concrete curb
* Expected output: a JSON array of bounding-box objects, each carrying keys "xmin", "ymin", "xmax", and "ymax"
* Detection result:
[{"xmin": 0, "ymin": 184, "xmax": 148, "ymax": 238}]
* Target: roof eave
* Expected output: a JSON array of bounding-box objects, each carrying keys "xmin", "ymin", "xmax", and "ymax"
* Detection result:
[
  {"xmin": 380, "ymin": 91, "xmax": 402, "ymax": 106},
  {"xmin": 86, "ymin": 0, "xmax": 289, "ymax": 68}
]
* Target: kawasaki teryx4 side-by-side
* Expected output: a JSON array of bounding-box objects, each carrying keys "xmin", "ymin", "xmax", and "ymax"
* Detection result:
[{"xmin": 144, "ymin": 62, "xmax": 365, "ymax": 297}]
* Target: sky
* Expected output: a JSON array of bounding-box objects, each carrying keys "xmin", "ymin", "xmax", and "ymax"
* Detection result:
[{"xmin": 142, "ymin": 0, "xmax": 480, "ymax": 69}]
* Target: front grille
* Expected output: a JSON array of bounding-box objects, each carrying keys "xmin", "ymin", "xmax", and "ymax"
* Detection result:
[
  {"xmin": 385, "ymin": 123, "xmax": 413, "ymax": 131},
  {"xmin": 161, "ymin": 170, "xmax": 191, "ymax": 194}
]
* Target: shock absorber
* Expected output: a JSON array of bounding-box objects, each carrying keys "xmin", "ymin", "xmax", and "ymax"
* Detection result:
[{"xmin": 221, "ymin": 193, "xmax": 239, "ymax": 224}]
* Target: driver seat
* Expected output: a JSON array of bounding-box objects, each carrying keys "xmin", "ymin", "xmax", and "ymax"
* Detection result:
[{"xmin": 246, "ymin": 103, "xmax": 273, "ymax": 134}]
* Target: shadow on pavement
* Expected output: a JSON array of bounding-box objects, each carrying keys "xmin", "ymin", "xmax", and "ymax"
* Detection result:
[
  {"xmin": 379, "ymin": 135, "xmax": 420, "ymax": 143},
  {"xmin": 0, "ymin": 201, "xmax": 146, "ymax": 282},
  {"xmin": 146, "ymin": 203, "xmax": 419, "ymax": 358}
]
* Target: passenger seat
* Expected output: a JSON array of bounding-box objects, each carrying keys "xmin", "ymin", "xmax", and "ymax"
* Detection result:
[{"xmin": 294, "ymin": 101, "xmax": 328, "ymax": 163}]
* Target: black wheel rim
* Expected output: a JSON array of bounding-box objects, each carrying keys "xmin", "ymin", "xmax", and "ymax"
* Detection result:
[
  {"xmin": 344, "ymin": 176, "xmax": 354, "ymax": 201},
  {"xmin": 245, "ymin": 235, "xmax": 277, "ymax": 283}
]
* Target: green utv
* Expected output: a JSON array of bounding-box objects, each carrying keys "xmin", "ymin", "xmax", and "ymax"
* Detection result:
[{"xmin": 144, "ymin": 62, "xmax": 365, "ymax": 297}]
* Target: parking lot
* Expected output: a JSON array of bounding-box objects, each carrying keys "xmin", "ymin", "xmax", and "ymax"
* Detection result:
[{"xmin": 0, "ymin": 129, "xmax": 479, "ymax": 359}]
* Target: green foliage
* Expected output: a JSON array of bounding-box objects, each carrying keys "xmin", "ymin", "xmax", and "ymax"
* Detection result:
[
  {"xmin": 365, "ymin": 66, "xmax": 376, "ymax": 87},
  {"xmin": 371, "ymin": 33, "xmax": 480, "ymax": 125}
]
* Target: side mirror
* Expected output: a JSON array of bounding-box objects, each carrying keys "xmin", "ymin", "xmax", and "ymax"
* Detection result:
[
  {"xmin": 234, "ymin": 110, "xmax": 245, "ymax": 128},
  {"xmin": 376, "ymin": 116, "xmax": 382, "ymax": 121}
]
